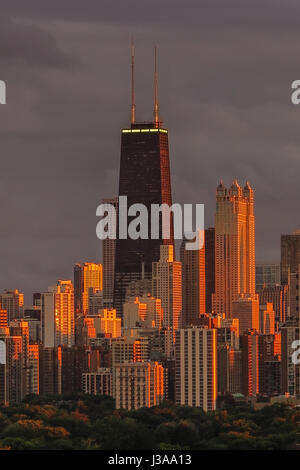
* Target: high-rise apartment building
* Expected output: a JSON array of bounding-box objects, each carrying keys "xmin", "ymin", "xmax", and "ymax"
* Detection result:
[
  {"xmin": 205, "ymin": 227, "xmax": 215, "ymax": 313},
  {"xmin": 256, "ymin": 262, "xmax": 280, "ymax": 292},
  {"xmin": 259, "ymin": 285, "xmax": 288, "ymax": 323},
  {"xmin": 181, "ymin": 233, "xmax": 205, "ymax": 326},
  {"xmin": 218, "ymin": 345, "xmax": 242, "ymax": 395},
  {"xmin": 9, "ymin": 320, "xmax": 30, "ymax": 399},
  {"xmin": 41, "ymin": 280, "xmax": 75, "ymax": 348},
  {"xmin": 102, "ymin": 197, "xmax": 118, "ymax": 308},
  {"xmin": 0, "ymin": 289, "xmax": 24, "ymax": 322},
  {"xmin": 281, "ymin": 231, "xmax": 300, "ymax": 285},
  {"xmin": 115, "ymin": 361, "xmax": 164, "ymax": 410},
  {"xmin": 241, "ymin": 329, "xmax": 259, "ymax": 397},
  {"xmin": 99, "ymin": 308, "xmax": 122, "ymax": 338},
  {"xmin": 74, "ymin": 263, "xmax": 103, "ymax": 315},
  {"xmin": 232, "ymin": 295, "xmax": 259, "ymax": 335},
  {"xmin": 0, "ymin": 307, "xmax": 7, "ymax": 329},
  {"xmin": 281, "ymin": 325, "xmax": 300, "ymax": 397},
  {"xmin": 0, "ymin": 327, "xmax": 22, "ymax": 403},
  {"xmin": 152, "ymin": 245, "xmax": 182, "ymax": 334},
  {"xmin": 28, "ymin": 344, "xmax": 39, "ymax": 395},
  {"xmin": 123, "ymin": 294, "xmax": 163, "ymax": 330},
  {"xmin": 259, "ymin": 303, "xmax": 275, "ymax": 335},
  {"xmin": 82, "ymin": 368, "xmax": 112, "ymax": 396},
  {"xmin": 175, "ymin": 327, "xmax": 217, "ymax": 411},
  {"xmin": 288, "ymin": 266, "xmax": 300, "ymax": 320},
  {"xmin": 258, "ymin": 334, "xmax": 281, "ymax": 396},
  {"xmin": 213, "ymin": 180, "xmax": 256, "ymax": 317},
  {"xmin": 61, "ymin": 345, "xmax": 89, "ymax": 394},
  {"xmin": 39, "ymin": 346, "xmax": 62, "ymax": 395}
]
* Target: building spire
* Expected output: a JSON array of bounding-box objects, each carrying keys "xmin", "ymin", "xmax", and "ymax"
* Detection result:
[
  {"xmin": 131, "ymin": 38, "xmax": 136, "ymax": 125},
  {"xmin": 154, "ymin": 46, "xmax": 159, "ymax": 128}
]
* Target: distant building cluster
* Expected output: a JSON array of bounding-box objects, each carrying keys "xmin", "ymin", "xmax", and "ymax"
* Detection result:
[{"xmin": 1, "ymin": 81, "xmax": 300, "ymax": 412}]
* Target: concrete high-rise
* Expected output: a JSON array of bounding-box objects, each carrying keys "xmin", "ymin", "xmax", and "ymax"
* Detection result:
[
  {"xmin": 241, "ymin": 329, "xmax": 259, "ymax": 397},
  {"xmin": 259, "ymin": 285, "xmax": 288, "ymax": 323},
  {"xmin": 152, "ymin": 245, "xmax": 182, "ymax": 334},
  {"xmin": 181, "ymin": 234, "xmax": 205, "ymax": 326},
  {"xmin": 256, "ymin": 262, "xmax": 280, "ymax": 292},
  {"xmin": 175, "ymin": 327, "xmax": 217, "ymax": 411},
  {"xmin": 213, "ymin": 180, "xmax": 256, "ymax": 317},
  {"xmin": 74, "ymin": 263, "xmax": 103, "ymax": 316},
  {"xmin": 115, "ymin": 361, "xmax": 164, "ymax": 410},
  {"xmin": 205, "ymin": 227, "xmax": 215, "ymax": 313},
  {"xmin": 281, "ymin": 231, "xmax": 300, "ymax": 285},
  {"xmin": 0, "ymin": 289, "xmax": 24, "ymax": 322},
  {"xmin": 102, "ymin": 197, "xmax": 118, "ymax": 308},
  {"xmin": 99, "ymin": 308, "xmax": 121, "ymax": 338},
  {"xmin": 41, "ymin": 280, "xmax": 75, "ymax": 348},
  {"xmin": 232, "ymin": 295, "xmax": 259, "ymax": 335}
]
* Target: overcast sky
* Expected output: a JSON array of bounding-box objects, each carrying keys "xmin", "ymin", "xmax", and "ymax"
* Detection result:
[{"xmin": 1, "ymin": 0, "xmax": 300, "ymax": 301}]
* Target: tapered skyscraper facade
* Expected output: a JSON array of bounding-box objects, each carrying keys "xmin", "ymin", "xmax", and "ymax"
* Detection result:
[
  {"xmin": 213, "ymin": 180, "xmax": 256, "ymax": 317},
  {"xmin": 114, "ymin": 46, "xmax": 174, "ymax": 316}
]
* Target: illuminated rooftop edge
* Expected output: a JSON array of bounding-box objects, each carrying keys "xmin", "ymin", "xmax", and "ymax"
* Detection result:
[{"xmin": 121, "ymin": 128, "xmax": 168, "ymax": 134}]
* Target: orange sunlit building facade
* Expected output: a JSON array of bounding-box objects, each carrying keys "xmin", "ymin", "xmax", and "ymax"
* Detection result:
[
  {"xmin": 175, "ymin": 327, "xmax": 217, "ymax": 411},
  {"xmin": 115, "ymin": 361, "xmax": 164, "ymax": 410},
  {"xmin": 213, "ymin": 180, "xmax": 256, "ymax": 318}
]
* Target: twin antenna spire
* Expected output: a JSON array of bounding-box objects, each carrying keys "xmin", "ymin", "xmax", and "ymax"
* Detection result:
[{"xmin": 131, "ymin": 41, "xmax": 160, "ymax": 128}]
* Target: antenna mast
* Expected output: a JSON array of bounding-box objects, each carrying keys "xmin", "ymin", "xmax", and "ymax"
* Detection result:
[
  {"xmin": 154, "ymin": 46, "xmax": 159, "ymax": 128},
  {"xmin": 131, "ymin": 39, "xmax": 136, "ymax": 125}
]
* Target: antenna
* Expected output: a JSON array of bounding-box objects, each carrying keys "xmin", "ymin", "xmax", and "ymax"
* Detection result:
[
  {"xmin": 154, "ymin": 46, "xmax": 159, "ymax": 128},
  {"xmin": 131, "ymin": 38, "xmax": 136, "ymax": 125}
]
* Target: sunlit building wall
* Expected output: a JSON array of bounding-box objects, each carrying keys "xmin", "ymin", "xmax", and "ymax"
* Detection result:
[
  {"xmin": 0, "ymin": 289, "xmax": 24, "ymax": 322},
  {"xmin": 213, "ymin": 180, "xmax": 256, "ymax": 317},
  {"xmin": 152, "ymin": 245, "xmax": 182, "ymax": 334},
  {"xmin": 175, "ymin": 327, "xmax": 217, "ymax": 411},
  {"xmin": 74, "ymin": 263, "xmax": 103, "ymax": 315},
  {"xmin": 102, "ymin": 197, "xmax": 118, "ymax": 308},
  {"xmin": 99, "ymin": 308, "xmax": 121, "ymax": 338},
  {"xmin": 115, "ymin": 361, "xmax": 164, "ymax": 410}
]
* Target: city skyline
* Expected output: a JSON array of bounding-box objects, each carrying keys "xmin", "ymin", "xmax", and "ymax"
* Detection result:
[
  {"xmin": 2, "ymin": 1, "xmax": 300, "ymax": 453},
  {"xmin": 2, "ymin": 0, "xmax": 300, "ymax": 299}
]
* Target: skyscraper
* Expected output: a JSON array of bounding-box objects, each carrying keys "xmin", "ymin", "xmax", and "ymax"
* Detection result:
[
  {"xmin": 0, "ymin": 289, "xmax": 24, "ymax": 322},
  {"xmin": 281, "ymin": 231, "xmax": 300, "ymax": 285},
  {"xmin": 115, "ymin": 361, "xmax": 164, "ymax": 410},
  {"xmin": 74, "ymin": 263, "xmax": 103, "ymax": 316},
  {"xmin": 213, "ymin": 180, "xmax": 256, "ymax": 317},
  {"xmin": 152, "ymin": 245, "xmax": 182, "ymax": 334},
  {"xmin": 102, "ymin": 197, "xmax": 118, "ymax": 308},
  {"xmin": 99, "ymin": 308, "xmax": 122, "ymax": 338},
  {"xmin": 41, "ymin": 280, "xmax": 75, "ymax": 348},
  {"xmin": 241, "ymin": 329, "xmax": 259, "ymax": 397},
  {"xmin": 181, "ymin": 234, "xmax": 206, "ymax": 326},
  {"xmin": 205, "ymin": 227, "xmax": 215, "ymax": 313},
  {"xmin": 232, "ymin": 295, "xmax": 259, "ymax": 335},
  {"xmin": 175, "ymin": 327, "xmax": 217, "ymax": 411},
  {"xmin": 256, "ymin": 261, "xmax": 280, "ymax": 291},
  {"xmin": 259, "ymin": 284, "xmax": 288, "ymax": 323},
  {"xmin": 114, "ymin": 46, "xmax": 174, "ymax": 316}
]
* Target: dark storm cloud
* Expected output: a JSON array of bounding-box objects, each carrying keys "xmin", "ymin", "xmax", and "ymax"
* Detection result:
[
  {"xmin": 2, "ymin": 0, "xmax": 300, "ymax": 29},
  {"xmin": 1, "ymin": 0, "xmax": 300, "ymax": 299},
  {"xmin": 0, "ymin": 16, "xmax": 73, "ymax": 68}
]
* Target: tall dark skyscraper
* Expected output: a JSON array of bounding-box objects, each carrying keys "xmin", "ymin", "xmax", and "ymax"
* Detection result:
[
  {"xmin": 114, "ymin": 46, "xmax": 174, "ymax": 316},
  {"xmin": 205, "ymin": 227, "xmax": 215, "ymax": 313},
  {"xmin": 281, "ymin": 231, "xmax": 300, "ymax": 285}
]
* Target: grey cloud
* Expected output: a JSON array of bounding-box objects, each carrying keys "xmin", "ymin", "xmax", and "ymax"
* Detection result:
[
  {"xmin": 0, "ymin": 1, "xmax": 300, "ymax": 299},
  {"xmin": 0, "ymin": 16, "xmax": 74, "ymax": 68}
]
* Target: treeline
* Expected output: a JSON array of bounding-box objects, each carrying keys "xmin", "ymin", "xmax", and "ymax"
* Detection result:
[{"xmin": 0, "ymin": 394, "xmax": 297, "ymax": 450}]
